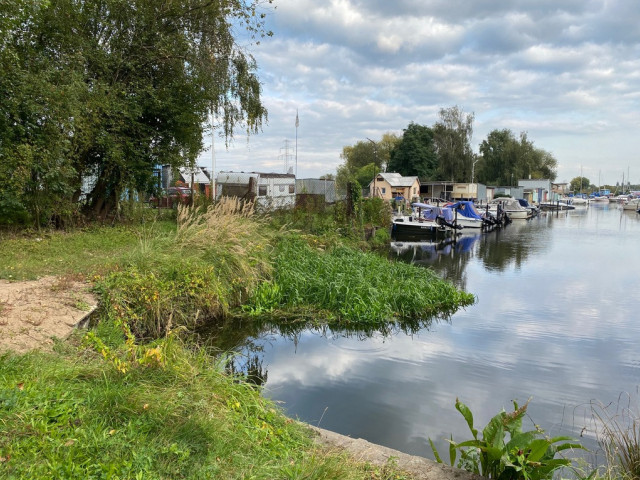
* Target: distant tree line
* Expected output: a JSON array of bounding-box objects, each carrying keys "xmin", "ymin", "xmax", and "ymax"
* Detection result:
[
  {"xmin": 0, "ymin": 0, "xmax": 271, "ymax": 227},
  {"xmin": 336, "ymin": 106, "xmax": 558, "ymax": 189}
]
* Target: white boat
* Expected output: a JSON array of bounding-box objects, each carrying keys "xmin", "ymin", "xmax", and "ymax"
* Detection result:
[
  {"xmin": 488, "ymin": 197, "xmax": 531, "ymax": 219},
  {"xmin": 448, "ymin": 200, "xmax": 498, "ymax": 229},
  {"xmin": 517, "ymin": 198, "xmax": 539, "ymax": 216},
  {"xmin": 569, "ymin": 195, "xmax": 589, "ymax": 206},
  {"xmin": 622, "ymin": 198, "xmax": 640, "ymax": 211}
]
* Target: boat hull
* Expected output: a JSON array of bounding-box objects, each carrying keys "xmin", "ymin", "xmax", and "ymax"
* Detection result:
[{"xmin": 391, "ymin": 218, "xmax": 452, "ymax": 239}]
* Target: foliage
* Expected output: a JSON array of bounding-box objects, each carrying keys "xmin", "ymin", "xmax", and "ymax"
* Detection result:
[
  {"xmin": 433, "ymin": 106, "xmax": 475, "ymax": 182},
  {"xmin": 570, "ymin": 176, "xmax": 591, "ymax": 194},
  {"xmin": 430, "ymin": 399, "xmax": 583, "ymax": 480},
  {"xmin": 336, "ymin": 133, "xmax": 400, "ymax": 188},
  {"xmin": 0, "ymin": 0, "xmax": 271, "ymax": 225},
  {"xmin": 388, "ymin": 122, "xmax": 438, "ymax": 179},
  {"xmin": 245, "ymin": 236, "xmax": 474, "ymax": 324},
  {"xmin": 478, "ymin": 130, "xmax": 557, "ymax": 185},
  {"xmin": 96, "ymin": 199, "xmax": 271, "ymax": 339}
]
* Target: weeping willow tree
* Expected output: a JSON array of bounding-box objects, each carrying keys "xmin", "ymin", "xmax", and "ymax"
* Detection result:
[{"xmin": 0, "ymin": 0, "xmax": 272, "ymax": 224}]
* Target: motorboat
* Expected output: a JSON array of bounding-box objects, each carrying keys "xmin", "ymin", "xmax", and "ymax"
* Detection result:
[
  {"xmin": 448, "ymin": 200, "xmax": 497, "ymax": 229},
  {"xmin": 391, "ymin": 203, "xmax": 461, "ymax": 239},
  {"xmin": 539, "ymin": 200, "xmax": 575, "ymax": 211},
  {"xmin": 517, "ymin": 198, "xmax": 539, "ymax": 216},
  {"xmin": 568, "ymin": 194, "xmax": 589, "ymax": 206},
  {"xmin": 622, "ymin": 197, "xmax": 640, "ymax": 211},
  {"xmin": 488, "ymin": 197, "xmax": 531, "ymax": 219}
]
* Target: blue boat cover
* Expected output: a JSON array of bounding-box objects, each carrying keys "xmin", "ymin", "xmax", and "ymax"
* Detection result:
[
  {"xmin": 448, "ymin": 201, "xmax": 483, "ymax": 220},
  {"xmin": 411, "ymin": 203, "xmax": 455, "ymax": 223}
]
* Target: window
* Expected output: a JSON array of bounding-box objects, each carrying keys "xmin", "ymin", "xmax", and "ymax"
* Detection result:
[
  {"xmin": 289, "ymin": 184, "xmax": 295, "ymax": 194},
  {"xmin": 279, "ymin": 185, "xmax": 285, "ymax": 192},
  {"xmin": 258, "ymin": 185, "xmax": 267, "ymax": 196},
  {"xmin": 381, "ymin": 188, "xmax": 386, "ymax": 194}
]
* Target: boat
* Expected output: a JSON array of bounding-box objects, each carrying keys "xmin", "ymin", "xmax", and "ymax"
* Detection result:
[
  {"xmin": 448, "ymin": 200, "xmax": 498, "ymax": 229},
  {"xmin": 391, "ymin": 203, "xmax": 461, "ymax": 239},
  {"xmin": 568, "ymin": 194, "xmax": 589, "ymax": 206},
  {"xmin": 517, "ymin": 198, "xmax": 539, "ymax": 216},
  {"xmin": 539, "ymin": 200, "xmax": 575, "ymax": 211},
  {"xmin": 622, "ymin": 197, "xmax": 640, "ymax": 211},
  {"xmin": 488, "ymin": 197, "xmax": 531, "ymax": 219}
]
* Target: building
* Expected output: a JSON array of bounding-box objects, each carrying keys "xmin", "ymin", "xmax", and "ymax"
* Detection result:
[
  {"xmin": 518, "ymin": 179, "xmax": 552, "ymax": 203},
  {"xmin": 160, "ymin": 165, "xmax": 213, "ymax": 197},
  {"xmin": 368, "ymin": 172, "xmax": 420, "ymax": 202},
  {"xmin": 450, "ymin": 183, "xmax": 488, "ymax": 202},
  {"xmin": 216, "ymin": 171, "xmax": 296, "ymax": 210},
  {"xmin": 296, "ymin": 178, "xmax": 340, "ymax": 204}
]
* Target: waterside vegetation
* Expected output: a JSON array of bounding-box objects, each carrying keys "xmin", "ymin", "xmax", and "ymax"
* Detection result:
[
  {"xmin": 0, "ymin": 198, "xmax": 453, "ymax": 479},
  {"xmin": 2, "ymin": 199, "xmax": 638, "ymax": 479}
]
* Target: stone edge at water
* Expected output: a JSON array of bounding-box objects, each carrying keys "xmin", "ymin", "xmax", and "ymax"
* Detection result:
[{"xmin": 309, "ymin": 426, "xmax": 486, "ymax": 480}]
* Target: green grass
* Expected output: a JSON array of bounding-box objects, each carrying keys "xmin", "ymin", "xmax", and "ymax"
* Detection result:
[
  {"xmin": 0, "ymin": 339, "xmax": 408, "ymax": 479},
  {"xmin": 0, "ymin": 200, "xmax": 479, "ymax": 479},
  {"xmin": 0, "ymin": 222, "xmax": 176, "ymax": 281},
  {"xmin": 245, "ymin": 236, "xmax": 475, "ymax": 326}
]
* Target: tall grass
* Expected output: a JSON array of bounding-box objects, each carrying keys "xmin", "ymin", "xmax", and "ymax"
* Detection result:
[
  {"xmin": 591, "ymin": 396, "xmax": 640, "ymax": 479},
  {"xmin": 98, "ymin": 198, "xmax": 272, "ymax": 339},
  {"xmin": 247, "ymin": 236, "xmax": 475, "ymax": 325}
]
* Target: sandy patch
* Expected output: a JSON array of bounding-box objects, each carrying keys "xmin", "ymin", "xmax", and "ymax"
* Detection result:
[{"xmin": 0, "ymin": 276, "xmax": 98, "ymax": 354}]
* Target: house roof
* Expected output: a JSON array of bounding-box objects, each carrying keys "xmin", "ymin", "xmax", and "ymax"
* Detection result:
[
  {"xmin": 375, "ymin": 172, "xmax": 419, "ymax": 187},
  {"xmin": 179, "ymin": 166, "xmax": 210, "ymax": 184}
]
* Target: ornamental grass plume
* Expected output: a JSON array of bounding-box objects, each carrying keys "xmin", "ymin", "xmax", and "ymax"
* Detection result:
[{"xmin": 176, "ymin": 197, "xmax": 272, "ymax": 301}]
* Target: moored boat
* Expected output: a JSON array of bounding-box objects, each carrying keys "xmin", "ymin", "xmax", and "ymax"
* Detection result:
[
  {"xmin": 391, "ymin": 203, "xmax": 461, "ymax": 239},
  {"xmin": 448, "ymin": 200, "xmax": 497, "ymax": 229},
  {"xmin": 622, "ymin": 198, "xmax": 640, "ymax": 211},
  {"xmin": 488, "ymin": 197, "xmax": 531, "ymax": 219}
]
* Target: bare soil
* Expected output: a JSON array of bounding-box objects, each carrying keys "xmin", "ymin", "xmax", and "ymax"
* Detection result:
[{"xmin": 0, "ymin": 276, "xmax": 98, "ymax": 354}]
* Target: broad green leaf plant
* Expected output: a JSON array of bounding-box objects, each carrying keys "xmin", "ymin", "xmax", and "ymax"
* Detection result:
[{"xmin": 429, "ymin": 399, "xmax": 583, "ymax": 480}]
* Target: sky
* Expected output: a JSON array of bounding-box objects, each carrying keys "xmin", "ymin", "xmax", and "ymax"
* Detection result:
[{"xmin": 199, "ymin": 0, "xmax": 640, "ymax": 187}]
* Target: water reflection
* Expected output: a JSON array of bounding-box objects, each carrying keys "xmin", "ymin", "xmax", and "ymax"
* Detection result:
[{"xmin": 203, "ymin": 206, "xmax": 640, "ymax": 465}]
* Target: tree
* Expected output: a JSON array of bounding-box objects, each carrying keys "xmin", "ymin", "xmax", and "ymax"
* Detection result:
[
  {"xmin": 570, "ymin": 176, "xmax": 590, "ymax": 194},
  {"xmin": 336, "ymin": 133, "xmax": 399, "ymax": 188},
  {"xmin": 387, "ymin": 123, "xmax": 438, "ymax": 179},
  {"xmin": 477, "ymin": 129, "xmax": 557, "ymax": 185},
  {"xmin": 433, "ymin": 106, "xmax": 475, "ymax": 182},
  {"xmin": 0, "ymin": 0, "xmax": 272, "ymax": 223}
]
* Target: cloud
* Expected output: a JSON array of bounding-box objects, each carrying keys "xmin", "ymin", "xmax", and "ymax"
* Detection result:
[{"xmin": 201, "ymin": 0, "xmax": 640, "ymax": 185}]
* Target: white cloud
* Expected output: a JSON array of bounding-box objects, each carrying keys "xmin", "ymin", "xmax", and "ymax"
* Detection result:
[{"xmin": 200, "ymin": 0, "xmax": 640, "ymax": 186}]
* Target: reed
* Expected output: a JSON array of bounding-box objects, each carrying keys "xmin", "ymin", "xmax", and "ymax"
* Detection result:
[{"xmin": 592, "ymin": 396, "xmax": 640, "ymax": 479}]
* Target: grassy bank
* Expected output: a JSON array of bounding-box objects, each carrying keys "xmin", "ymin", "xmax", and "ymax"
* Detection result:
[
  {"xmin": 0, "ymin": 200, "xmax": 477, "ymax": 479},
  {"xmin": 0, "ymin": 340, "xmax": 410, "ymax": 479}
]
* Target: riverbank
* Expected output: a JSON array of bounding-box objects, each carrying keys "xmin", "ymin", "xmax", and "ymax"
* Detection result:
[{"xmin": 0, "ymin": 203, "xmax": 478, "ymax": 479}]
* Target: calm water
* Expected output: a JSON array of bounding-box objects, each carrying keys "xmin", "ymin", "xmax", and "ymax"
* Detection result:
[{"xmin": 242, "ymin": 204, "xmax": 640, "ymax": 461}]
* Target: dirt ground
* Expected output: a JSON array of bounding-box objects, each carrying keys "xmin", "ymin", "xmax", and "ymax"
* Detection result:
[{"xmin": 0, "ymin": 276, "xmax": 98, "ymax": 354}]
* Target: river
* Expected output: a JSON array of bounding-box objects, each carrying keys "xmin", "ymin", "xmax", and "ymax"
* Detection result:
[{"xmin": 239, "ymin": 204, "xmax": 640, "ymax": 463}]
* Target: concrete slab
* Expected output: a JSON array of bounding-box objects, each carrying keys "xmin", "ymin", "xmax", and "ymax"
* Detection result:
[{"xmin": 310, "ymin": 426, "xmax": 485, "ymax": 480}]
